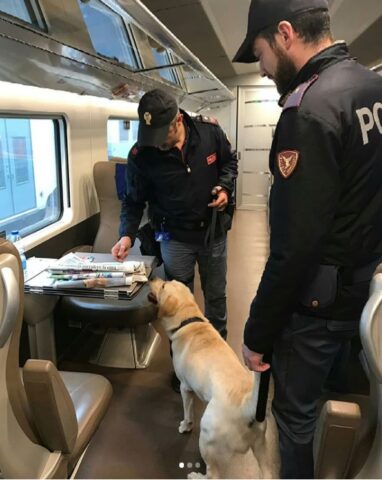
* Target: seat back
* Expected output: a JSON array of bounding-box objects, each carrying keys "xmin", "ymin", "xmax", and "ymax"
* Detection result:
[
  {"xmin": 92, "ymin": 161, "xmax": 125, "ymax": 253},
  {"xmin": 92, "ymin": 161, "xmax": 145, "ymax": 254},
  {"xmin": 23, "ymin": 359, "xmax": 78, "ymax": 454},
  {"xmin": 360, "ymin": 273, "xmax": 382, "ymax": 384},
  {"xmin": 314, "ymin": 399, "xmax": 361, "ymax": 478},
  {"xmin": 355, "ymin": 272, "xmax": 382, "ymax": 478},
  {"xmin": 0, "ymin": 239, "xmax": 64, "ymax": 478}
]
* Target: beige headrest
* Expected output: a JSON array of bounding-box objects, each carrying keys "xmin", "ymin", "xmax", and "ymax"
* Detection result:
[{"xmin": 93, "ymin": 161, "xmax": 124, "ymax": 200}]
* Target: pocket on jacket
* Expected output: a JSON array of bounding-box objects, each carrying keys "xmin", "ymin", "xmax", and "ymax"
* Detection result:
[{"xmin": 299, "ymin": 265, "xmax": 339, "ymax": 309}]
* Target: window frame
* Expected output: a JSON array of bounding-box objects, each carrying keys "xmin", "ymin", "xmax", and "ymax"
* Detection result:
[
  {"xmin": 0, "ymin": 0, "xmax": 47, "ymax": 31},
  {"xmin": 77, "ymin": 0, "xmax": 141, "ymax": 70},
  {"xmin": 150, "ymin": 47, "xmax": 183, "ymax": 87},
  {"xmin": 0, "ymin": 114, "xmax": 68, "ymax": 238},
  {"xmin": 124, "ymin": 22, "xmax": 143, "ymax": 70}
]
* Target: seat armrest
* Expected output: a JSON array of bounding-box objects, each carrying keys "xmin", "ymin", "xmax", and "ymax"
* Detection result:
[
  {"xmin": 23, "ymin": 359, "xmax": 78, "ymax": 454},
  {"xmin": 314, "ymin": 400, "xmax": 361, "ymax": 479}
]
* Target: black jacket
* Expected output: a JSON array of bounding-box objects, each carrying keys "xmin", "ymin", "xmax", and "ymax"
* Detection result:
[
  {"xmin": 119, "ymin": 110, "xmax": 238, "ymax": 244},
  {"xmin": 245, "ymin": 42, "xmax": 382, "ymax": 353}
]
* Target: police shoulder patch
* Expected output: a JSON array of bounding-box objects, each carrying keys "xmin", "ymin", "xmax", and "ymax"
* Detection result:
[
  {"xmin": 195, "ymin": 114, "xmax": 219, "ymax": 126},
  {"xmin": 278, "ymin": 150, "xmax": 299, "ymax": 179},
  {"xmin": 282, "ymin": 74, "xmax": 319, "ymax": 111}
]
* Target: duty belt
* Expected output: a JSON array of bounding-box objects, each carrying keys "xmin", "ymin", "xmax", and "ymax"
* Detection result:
[{"xmin": 153, "ymin": 216, "xmax": 208, "ymax": 231}]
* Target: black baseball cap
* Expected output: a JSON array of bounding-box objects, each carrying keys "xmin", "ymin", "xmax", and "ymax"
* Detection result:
[
  {"xmin": 137, "ymin": 89, "xmax": 179, "ymax": 147},
  {"xmin": 233, "ymin": 0, "xmax": 329, "ymax": 63}
]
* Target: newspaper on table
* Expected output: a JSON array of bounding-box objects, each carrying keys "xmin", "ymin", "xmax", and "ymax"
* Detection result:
[
  {"xmin": 24, "ymin": 253, "xmax": 154, "ymax": 300},
  {"xmin": 47, "ymin": 253, "xmax": 148, "ymax": 289}
]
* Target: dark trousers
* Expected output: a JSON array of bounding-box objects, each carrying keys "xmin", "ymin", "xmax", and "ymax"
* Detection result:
[
  {"xmin": 160, "ymin": 237, "xmax": 227, "ymax": 338},
  {"xmin": 272, "ymin": 313, "xmax": 359, "ymax": 479}
]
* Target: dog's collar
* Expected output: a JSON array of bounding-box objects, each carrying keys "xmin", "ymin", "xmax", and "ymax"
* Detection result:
[{"xmin": 170, "ymin": 317, "xmax": 205, "ymax": 335}]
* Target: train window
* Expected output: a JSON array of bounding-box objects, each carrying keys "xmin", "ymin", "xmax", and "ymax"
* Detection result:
[
  {"xmin": 152, "ymin": 48, "xmax": 181, "ymax": 86},
  {"xmin": 0, "ymin": 117, "xmax": 64, "ymax": 238},
  {"xmin": 107, "ymin": 119, "xmax": 138, "ymax": 161},
  {"xmin": 0, "ymin": 0, "xmax": 45, "ymax": 28},
  {"xmin": 78, "ymin": 0, "xmax": 139, "ymax": 69}
]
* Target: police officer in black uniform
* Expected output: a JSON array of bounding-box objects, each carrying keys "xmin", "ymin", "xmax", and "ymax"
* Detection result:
[
  {"xmin": 234, "ymin": 0, "xmax": 382, "ymax": 477},
  {"xmin": 112, "ymin": 89, "xmax": 237, "ymax": 342}
]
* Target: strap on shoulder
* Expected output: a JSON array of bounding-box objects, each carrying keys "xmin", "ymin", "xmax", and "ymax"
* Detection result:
[
  {"xmin": 282, "ymin": 74, "xmax": 319, "ymax": 111},
  {"xmin": 194, "ymin": 114, "xmax": 219, "ymax": 126}
]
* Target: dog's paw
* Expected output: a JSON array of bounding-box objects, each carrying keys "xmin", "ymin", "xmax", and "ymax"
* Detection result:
[
  {"xmin": 178, "ymin": 420, "xmax": 193, "ymax": 433},
  {"xmin": 187, "ymin": 472, "xmax": 206, "ymax": 479}
]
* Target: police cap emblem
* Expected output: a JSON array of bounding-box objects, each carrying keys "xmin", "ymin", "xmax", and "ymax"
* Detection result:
[{"xmin": 144, "ymin": 112, "xmax": 152, "ymax": 126}]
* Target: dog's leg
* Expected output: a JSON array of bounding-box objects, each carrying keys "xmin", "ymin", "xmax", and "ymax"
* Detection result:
[
  {"xmin": 189, "ymin": 411, "xmax": 229, "ymax": 479},
  {"xmin": 179, "ymin": 384, "xmax": 194, "ymax": 433},
  {"xmin": 198, "ymin": 434, "xmax": 230, "ymax": 479},
  {"xmin": 251, "ymin": 420, "xmax": 273, "ymax": 479}
]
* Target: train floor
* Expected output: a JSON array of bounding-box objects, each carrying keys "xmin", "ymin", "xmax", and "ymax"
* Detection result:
[{"xmin": 60, "ymin": 210, "xmax": 279, "ymax": 478}]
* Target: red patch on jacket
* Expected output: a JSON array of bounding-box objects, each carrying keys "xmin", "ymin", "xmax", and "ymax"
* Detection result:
[
  {"xmin": 207, "ymin": 153, "xmax": 217, "ymax": 165},
  {"xmin": 277, "ymin": 150, "xmax": 299, "ymax": 178}
]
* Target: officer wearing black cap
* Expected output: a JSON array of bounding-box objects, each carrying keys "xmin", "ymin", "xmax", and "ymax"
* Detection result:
[
  {"xmin": 112, "ymin": 89, "xmax": 237, "ymax": 343},
  {"xmin": 235, "ymin": 0, "xmax": 382, "ymax": 478}
]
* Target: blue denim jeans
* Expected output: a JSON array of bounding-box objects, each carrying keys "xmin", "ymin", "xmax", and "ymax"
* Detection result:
[{"xmin": 160, "ymin": 236, "xmax": 227, "ymax": 338}]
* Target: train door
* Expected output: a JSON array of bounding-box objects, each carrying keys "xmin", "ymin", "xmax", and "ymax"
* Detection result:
[
  {"xmin": 237, "ymin": 86, "xmax": 281, "ymax": 210},
  {"xmin": 2, "ymin": 118, "xmax": 36, "ymax": 216}
]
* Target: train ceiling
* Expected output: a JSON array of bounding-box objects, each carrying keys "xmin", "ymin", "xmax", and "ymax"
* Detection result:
[
  {"xmin": 140, "ymin": 0, "xmax": 382, "ymax": 81},
  {"xmin": 0, "ymin": 0, "xmax": 235, "ymax": 111}
]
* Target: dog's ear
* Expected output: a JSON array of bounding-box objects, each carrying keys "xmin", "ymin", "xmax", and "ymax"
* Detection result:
[{"xmin": 159, "ymin": 294, "xmax": 179, "ymax": 317}]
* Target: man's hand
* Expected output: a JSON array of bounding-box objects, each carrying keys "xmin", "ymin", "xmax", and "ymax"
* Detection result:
[
  {"xmin": 111, "ymin": 236, "xmax": 132, "ymax": 262},
  {"xmin": 208, "ymin": 186, "xmax": 228, "ymax": 211},
  {"xmin": 242, "ymin": 344, "xmax": 271, "ymax": 372}
]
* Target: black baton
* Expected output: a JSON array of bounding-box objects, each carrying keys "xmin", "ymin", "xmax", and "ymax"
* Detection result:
[{"xmin": 255, "ymin": 352, "xmax": 272, "ymax": 422}]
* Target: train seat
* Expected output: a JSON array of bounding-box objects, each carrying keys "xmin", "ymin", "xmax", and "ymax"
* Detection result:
[
  {"xmin": 92, "ymin": 160, "xmax": 142, "ymax": 255},
  {"xmin": 353, "ymin": 270, "xmax": 382, "ymax": 478},
  {"xmin": 0, "ymin": 239, "xmax": 112, "ymax": 478},
  {"xmin": 313, "ymin": 272, "xmax": 382, "ymax": 478},
  {"xmin": 57, "ymin": 161, "xmax": 161, "ymax": 369}
]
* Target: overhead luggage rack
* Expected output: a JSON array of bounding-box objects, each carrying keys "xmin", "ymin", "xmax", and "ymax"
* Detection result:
[{"xmin": 0, "ymin": 0, "xmax": 234, "ymax": 110}]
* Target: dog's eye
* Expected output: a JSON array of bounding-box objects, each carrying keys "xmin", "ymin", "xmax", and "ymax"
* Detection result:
[{"xmin": 161, "ymin": 283, "xmax": 165, "ymax": 290}]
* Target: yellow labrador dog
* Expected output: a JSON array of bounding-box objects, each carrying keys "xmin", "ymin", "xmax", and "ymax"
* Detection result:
[{"xmin": 149, "ymin": 278, "xmax": 272, "ymax": 479}]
